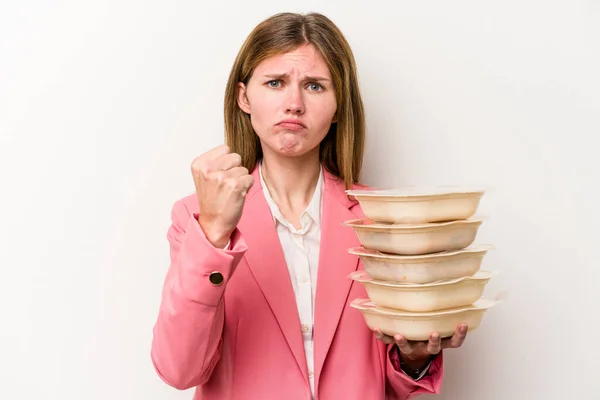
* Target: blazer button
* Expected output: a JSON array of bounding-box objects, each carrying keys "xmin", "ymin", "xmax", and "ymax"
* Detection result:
[{"xmin": 209, "ymin": 271, "xmax": 224, "ymax": 286}]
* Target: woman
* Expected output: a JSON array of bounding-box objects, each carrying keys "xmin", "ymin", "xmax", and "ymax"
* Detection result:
[{"xmin": 151, "ymin": 12, "xmax": 468, "ymax": 400}]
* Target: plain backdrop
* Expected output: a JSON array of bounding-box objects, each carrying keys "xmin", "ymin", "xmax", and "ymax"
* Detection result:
[{"xmin": 1, "ymin": 1, "xmax": 599, "ymax": 399}]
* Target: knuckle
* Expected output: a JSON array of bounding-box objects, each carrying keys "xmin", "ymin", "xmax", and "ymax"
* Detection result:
[
  {"xmin": 213, "ymin": 171, "xmax": 226, "ymax": 185},
  {"xmin": 232, "ymin": 152, "xmax": 242, "ymax": 165},
  {"xmin": 193, "ymin": 166, "xmax": 211, "ymax": 181},
  {"xmin": 225, "ymin": 177, "xmax": 238, "ymax": 190},
  {"xmin": 190, "ymin": 157, "xmax": 202, "ymax": 173},
  {"xmin": 200, "ymin": 165, "xmax": 211, "ymax": 178}
]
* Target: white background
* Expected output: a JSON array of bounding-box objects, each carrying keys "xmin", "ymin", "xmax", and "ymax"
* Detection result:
[{"xmin": 1, "ymin": 1, "xmax": 599, "ymax": 399}]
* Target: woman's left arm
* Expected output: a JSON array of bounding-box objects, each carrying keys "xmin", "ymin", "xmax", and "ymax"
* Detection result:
[{"xmin": 375, "ymin": 324, "xmax": 468, "ymax": 400}]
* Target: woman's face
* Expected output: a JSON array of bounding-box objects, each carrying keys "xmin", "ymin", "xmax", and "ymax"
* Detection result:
[{"xmin": 237, "ymin": 44, "xmax": 337, "ymax": 159}]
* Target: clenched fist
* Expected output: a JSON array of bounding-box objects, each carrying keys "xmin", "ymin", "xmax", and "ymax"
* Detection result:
[{"xmin": 191, "ymin": 144, "xmax": 254, "ymax": 248}]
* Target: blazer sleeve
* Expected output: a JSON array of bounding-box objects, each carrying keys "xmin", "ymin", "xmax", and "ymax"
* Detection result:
[
  {"xmin": 151, "ymin": 200, "xmax": 246, "ymax": 390},
  {"xmin": 385, "ymin": 344, "xmax": 444, "ymax": 400}
]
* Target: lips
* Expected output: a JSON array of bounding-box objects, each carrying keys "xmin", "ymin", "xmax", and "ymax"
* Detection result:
[{"xmin": 277, "ymin": 119, "xmax": 306, "ymax": 130}]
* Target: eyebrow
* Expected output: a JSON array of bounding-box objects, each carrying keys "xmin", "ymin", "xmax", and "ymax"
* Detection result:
[{"xmin": 263, "ymin": 73, "xmax": 330, "ymax": 82}]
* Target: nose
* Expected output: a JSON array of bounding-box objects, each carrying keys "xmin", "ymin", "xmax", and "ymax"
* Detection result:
[{"xmin": 285, "ymin": 86, "xmax": 305, "ymax": 115}]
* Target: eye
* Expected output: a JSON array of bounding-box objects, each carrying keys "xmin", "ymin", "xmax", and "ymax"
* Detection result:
[
  {"xmin": 267, "ymin": 80, "xmax": 281, "ymax": 88},
  {"xmin": 307, "ymin": 83, "xmax": 324, "ymax": 92}
]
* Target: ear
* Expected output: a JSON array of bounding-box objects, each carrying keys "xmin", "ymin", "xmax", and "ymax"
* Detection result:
[
  {"xmin": 331, "ymin": 109, "xmax": 338, "ymax": 123},
  {"xmin": 237, "ymin": 82, "xmax": 251, "ymax": 114}
]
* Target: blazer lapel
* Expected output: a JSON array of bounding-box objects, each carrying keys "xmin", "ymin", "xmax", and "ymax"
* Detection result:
[
  {"xmin": 313, "ymin": 170, "xmax": 362, "ymax": 385},
  {"xmin": 237, "ymin": 167, "xmax": 309, "ymax": 381}
]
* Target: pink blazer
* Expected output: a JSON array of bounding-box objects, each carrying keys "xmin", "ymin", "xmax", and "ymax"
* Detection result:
[{"xmin": 151, "ymin": 166, "xmax": 444, "ymax": 400}]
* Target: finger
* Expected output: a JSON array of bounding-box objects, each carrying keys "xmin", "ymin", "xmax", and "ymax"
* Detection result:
[
  {"xmin": 373, "ymin": 328, "xmax": 395, "ymax": 345},
  {"xmin": 219, "ymin": 173, "xmax": 254, "ymax": 195},
  {"xmin": 209, "ymin": 152, "xmax": 242, "ymax": 171},
  {"xmin": 426, "ymin": 332, "xmax": 442, "ymax": 354},
  {"xmin": 222, "ymin": 166, "xmax": 250, "ymax": 179},
  {"xmin": 191, "ymin": 148, "xmax": 237, "ymax": 178},
  {"xmin": 221, "ymin": 167, "xmax": 253, "ymax": 194},
  {"xmin": 394, "ymin": 334, "xmax": 413, "ymax": 355},
  {"xmin": 372, "ymin": 327, "xmax": 385, "ymax": 340},
  {"xmin": 238, "ymin": 174, "xmax": 255, "ymax": 194},
  {"xmin": 205, "ymin": 144, "xmax": 231, "ymax": 160},
  {"xmin": 444, "ymin": 324, "xmax": 468, "ymax": 349}
]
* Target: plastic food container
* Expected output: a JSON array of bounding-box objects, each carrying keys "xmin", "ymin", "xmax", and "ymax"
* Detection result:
[
  {"xmin": 343, "ymin": 218, "xmax": 484, "ymax": 255},
  {"xmin": 350, "ymin": 297, "xmax": 498, "ymax": 340},
  {"xmin": 349, "ymin": 270, "xmax": 494, "ymax": 312},
  {"xmin": 348, "ymin": 245, "xmax": 492, "ymax": 284},
  {"xmin": 346, "ymin": 187, "xmax": 485, "ymax": 224}
]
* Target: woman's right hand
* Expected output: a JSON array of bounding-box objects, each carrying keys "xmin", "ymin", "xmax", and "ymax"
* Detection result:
[{"xmin": 191, "ymin": 144, "xmax": 255, "ymax": 248}]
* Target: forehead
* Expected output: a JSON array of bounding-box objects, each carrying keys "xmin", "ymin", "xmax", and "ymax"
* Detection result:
[{"xmin": 253, "ymin": 44, "xmax": 331, "ymax": 77}]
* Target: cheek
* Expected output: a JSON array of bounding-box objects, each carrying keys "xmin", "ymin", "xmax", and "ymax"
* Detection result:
[
  {"xmin": 247, "ymin": 101, "xmax": 269, "ymax": 136},
  {"xmin": 315, "ymin": 103, "xmax": 337, "ymax": 133},
  {"xmin": 248, "ymin": 95, "xmax": 279, "ymax": 128}
]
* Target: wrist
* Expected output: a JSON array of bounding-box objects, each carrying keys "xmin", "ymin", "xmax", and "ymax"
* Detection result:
[
  {"xmin": 196, "ymin": 216, "xmax": 231, "ymax": 248},
  {"xmin": 401, "ymin": 355, "xmax": 431, "ymax": 370},
  {"xmin": 398, "ymin": 348, "xmax": 433, "ymax": 377}
]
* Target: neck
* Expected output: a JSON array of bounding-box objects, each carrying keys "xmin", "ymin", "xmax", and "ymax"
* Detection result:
[{"xmin": 261, "ymin": 148, "xmax": 321, "ymax": 214}]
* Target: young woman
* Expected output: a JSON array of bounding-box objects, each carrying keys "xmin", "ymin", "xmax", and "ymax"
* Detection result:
[{"xmin": 151, "ymin": 12, "xmax": 467, "ymax": 400}]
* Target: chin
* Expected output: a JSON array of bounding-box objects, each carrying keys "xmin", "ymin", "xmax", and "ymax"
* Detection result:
[
  {"xmin": 275, "ymin": 147, "xmax": 307, "ymax": 158},
  {"xmin": 267, "ymin": 143, "xmax": 319, "ymax": 159},
  {"xmin": 275, "ymin": 138, "xmax": 312, "ymax": 157}
]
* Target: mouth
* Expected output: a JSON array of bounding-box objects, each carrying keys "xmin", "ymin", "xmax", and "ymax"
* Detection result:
[{"xmin": 277, "ymin": 119, "xmax": 306, "ymax": 130}]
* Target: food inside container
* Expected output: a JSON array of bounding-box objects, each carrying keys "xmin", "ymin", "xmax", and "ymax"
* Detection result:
[
  {"xmin": 349, "ymin": 270, "xmax": 494, "ymax": 312},
  {"xmin": 348, "ymin": 245, "xmax": 492, "ymax": 284},
  {"xmin": 343, "ymin": 218, "xmax": 484, "ymax": 255},
  {"xmin": 346, "ymin": 186, "xmax": 485, "ymax": 224},
  {"xmin": 350, "ymin": 297, "xmax": 499, "ymax": 340}
]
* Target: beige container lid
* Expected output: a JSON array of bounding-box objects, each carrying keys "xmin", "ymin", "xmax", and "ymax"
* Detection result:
[
  {"xmin": 346, "ymin": 186, "xmax": 486, "ymax": 201},
  {"xmin": 350, "ymin": 297, "xmax": 499, "ymax": 317},
  {"xmin": 349, "ymin": 269, "xmax": 495, "ymax": 287},
  {"xmin": 348, "ymin": 244, "xmax": 494, "ymax": 262},
  {"xmin": 343, "ymin": 217, "xmax": 485, "ymax": 233}
]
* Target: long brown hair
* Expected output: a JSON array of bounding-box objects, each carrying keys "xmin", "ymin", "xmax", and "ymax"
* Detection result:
[{"xmin": 223, "ymin": 12, "xmax": 365, "ymax": 188}]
